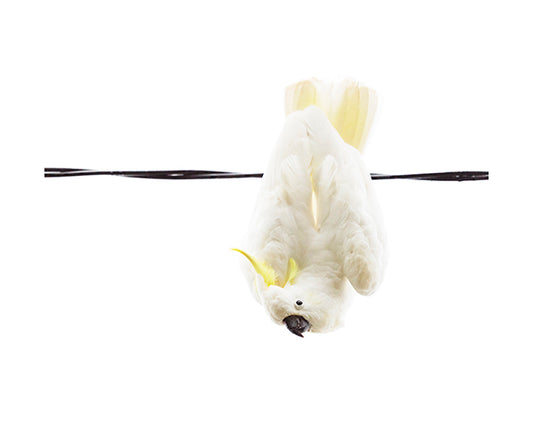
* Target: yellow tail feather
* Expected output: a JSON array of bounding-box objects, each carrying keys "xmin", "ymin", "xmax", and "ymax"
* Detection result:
[{"xmin": 285, "ymin": 78, "xmax": 377, "ymax": 152}]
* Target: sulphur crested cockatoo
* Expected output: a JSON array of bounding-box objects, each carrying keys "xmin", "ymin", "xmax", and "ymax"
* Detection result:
[{"xmin": 234, "ymin": 79, "xmax": 387, "ymax": 337}]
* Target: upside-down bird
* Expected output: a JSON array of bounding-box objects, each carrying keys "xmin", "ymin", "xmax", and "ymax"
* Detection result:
[{"xmin": 234, "ymin": 78, "xmax": 387, "ymax": 337}]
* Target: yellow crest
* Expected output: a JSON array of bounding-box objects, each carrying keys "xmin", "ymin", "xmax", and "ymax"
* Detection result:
[{"xmin": 232, "ymin": 249, "xmax": 299, "ymax": 287}]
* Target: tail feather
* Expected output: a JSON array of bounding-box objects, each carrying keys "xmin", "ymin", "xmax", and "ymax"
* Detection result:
[{"xmin": 285, "ymin": 78, "xmax": 377, "ymax": 152}]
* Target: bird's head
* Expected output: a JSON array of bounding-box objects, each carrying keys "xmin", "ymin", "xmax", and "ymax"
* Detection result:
[
  {"xmin": 261, "ymin": 283, "xmax": 341, "ymax": 337},
  {"xmin": 261, "ymin": 284, "xmax": 313, "ymax": 337},
  {"xmin": 233, "ymin": 249, "xmax": 345, "ymax": 337}
]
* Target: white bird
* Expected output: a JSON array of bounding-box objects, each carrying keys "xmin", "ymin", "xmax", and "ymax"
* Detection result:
[{"xmin": 234, "ymin": 78, "xmax": 387, "ymax": 336}]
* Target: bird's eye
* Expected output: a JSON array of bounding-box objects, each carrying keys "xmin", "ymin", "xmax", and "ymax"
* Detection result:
[{"xmin": 295, "ymin": 300, "xmax": 304, "ymax": 308}]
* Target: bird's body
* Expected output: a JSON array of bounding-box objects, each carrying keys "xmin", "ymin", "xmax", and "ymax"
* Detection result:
[{"xmin": 235, "ymin": 79, "xmax": 387, "ymax": 336}]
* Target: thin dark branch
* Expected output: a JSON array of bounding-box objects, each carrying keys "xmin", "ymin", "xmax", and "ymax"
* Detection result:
[
  {"xmin": 44, "ymin": 168, "xmax": 489, "ymax": 182},
  {"xmin": 369, "ymin": 171, "xmax": 489, "ymax": 181}
]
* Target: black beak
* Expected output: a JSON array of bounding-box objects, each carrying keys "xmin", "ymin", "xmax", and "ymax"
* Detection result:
[{"xmin": 283, "ymin": 315, "xmax": 310, "ymax": 337}]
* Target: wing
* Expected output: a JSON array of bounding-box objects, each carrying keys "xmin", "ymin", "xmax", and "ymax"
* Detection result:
[
  {"xmin": 333, "ymin": 151, "xmax": 387, "ymax": 295},
  {"xmin": 241, "ymin": 111, "xmax": 316, "ymax": 288}
]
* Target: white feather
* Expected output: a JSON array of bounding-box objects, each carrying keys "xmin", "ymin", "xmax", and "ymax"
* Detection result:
[{"xmin": 237, "ymin": 81, "xmax": 387, "ymax": 334}]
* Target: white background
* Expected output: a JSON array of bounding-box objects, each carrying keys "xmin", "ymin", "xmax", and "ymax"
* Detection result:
[{"xmin": 1, "ymin": 1, "xmax": 532, "ymax": 443}]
